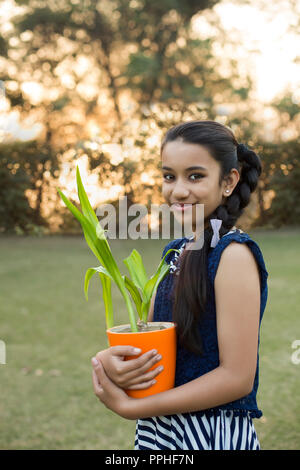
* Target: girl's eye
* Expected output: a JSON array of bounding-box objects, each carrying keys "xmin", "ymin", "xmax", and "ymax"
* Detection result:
[
  {"xmin": 163, "ymin": 174, "xmax": 204, "ymax": 181},
  {"xmin": 190, "ymin": 174, "xmax": 204, "ymax": 181},
  {"xmin": 163, "ymin": 174, "xmax": 174, "ymax": 181}
]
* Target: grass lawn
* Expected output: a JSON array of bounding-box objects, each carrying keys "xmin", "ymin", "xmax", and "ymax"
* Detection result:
[{"xmin": 0, "ymin": 229, "xmax": 299, "ymax": 450}]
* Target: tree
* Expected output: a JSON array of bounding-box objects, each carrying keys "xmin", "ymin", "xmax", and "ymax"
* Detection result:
[
  {"xmin": 0, "ymin": 140, "xmax": 59, "ymax": 233},
  {"xmin": 4, "ymin": 0, "xmax": 279, "ymax": 233},
  {"xmin": 257, "ymin": 140, "xmax": 300, "ymax": 227}
]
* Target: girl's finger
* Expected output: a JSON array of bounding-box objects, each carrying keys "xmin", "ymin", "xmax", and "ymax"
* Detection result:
[
  {"xmin": 121, "ymin": 350, "xmax": 162, "ymax": 376},
  {"xmin": 92, "ymin": 357, "xmax": 116, "ymax": 394},
  {"xmin": 125, "ymin": 364, "xmax": 164, "ymax": 387},
  {"xmin": 127, "ymin": 379, "xmax": 157, "ymax": 390},
  {"xmin": 92, "ymin": 370, "xmax": 103, "ymax": 396},
  {"xmin": 135, "ymin": 354, "xmax": 163, "ymax": 376},
  {"xmin": 110, "ymin": 345, "xmax": 142, "ymax": 357},
  {"xmin": 121, "ymin": 353, "xmax": 163, "ymax": 385},
  {"xmin": 92, "ymin": 357, "xmax": 107, "ymax": 382}
]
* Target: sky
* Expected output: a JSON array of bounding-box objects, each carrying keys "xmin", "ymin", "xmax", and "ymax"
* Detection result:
[
  {"xmin": 215, "ymin": 1, "xmax": 300, "ymax": 103},
  {"xmin": 191, "ymin": 0, "xmax": 300, "ymax": 103}
]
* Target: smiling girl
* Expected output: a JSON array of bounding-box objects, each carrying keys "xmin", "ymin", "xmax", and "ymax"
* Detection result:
[{"xmin": 91, "ymin": 120, "xmax": 268, "ymax": 450}]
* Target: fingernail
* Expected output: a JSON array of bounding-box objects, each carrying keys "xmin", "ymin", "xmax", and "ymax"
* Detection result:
[
  {"xmin": 156, "ymin": 354, "xmax": 162, "ymax": 361},
  {"xmin": 152, "ymin": 349, "xmax": 157, "ymax": 355},
  {"xmin": 91, "ymin": 357, "xmax": 98, "ymax": 366},
  {"xmin": 133, "ymin": 348, "xmax": 141, "ymax": 354},
  {"xmin": 158, "ymin": 365, "xmax": 164, "ymax": 372}
]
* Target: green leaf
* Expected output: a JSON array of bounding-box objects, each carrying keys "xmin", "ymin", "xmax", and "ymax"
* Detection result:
[
  {"xmin": 57, "ymin": 188, "xmax": 102, "ymax": 263},
  {"xmin": 122, "ymin": 274, "xmax": 143, "ymax": 320},
  {"xmin": 84, "ymin": 266, "xmax": 113, "ymax": 301},
  {"xmin": 84, "ymin": 266, "xmax": 114, "ymax": 329},
  {"xmin": 143, "ymin": 248, "xmax": 180, "ymax": 304},
  {"xmin": 76, "ymin": 166, "xmax": 99, "ymax": 228},
  {"xmin": 123, "ymin": 249, "xmax": 148, "ymax": 291},
  {"xmin": 99, "ymin": 271, "xmax": 114, "ymax": 329},
  {"xmin": 138, "ymin": 248, "xmax": 179, "ymax": 322},
  {"xmin": 76, "ymin": 166, "xmax": 110, "ymax": 252},
  {"xmin": 57, "ymin": 184, "xmax": 138, "ymax": 332},
  {"xmin": 58, "ymin": 187, "xmax": 121, "ymax": 284}
]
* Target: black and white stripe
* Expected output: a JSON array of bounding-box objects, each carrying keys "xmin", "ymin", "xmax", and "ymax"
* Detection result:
[{"xmin": 134, "ymin": 411, "xmax": 260, "ymax": 450}]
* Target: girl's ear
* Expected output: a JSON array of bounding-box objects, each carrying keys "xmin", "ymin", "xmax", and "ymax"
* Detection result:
[{"xmin": 223, "ymin": 169, "xmax": 240, "ymax": 197}]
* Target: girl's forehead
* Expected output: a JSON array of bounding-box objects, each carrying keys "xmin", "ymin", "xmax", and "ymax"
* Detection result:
[{"xmin": 161, "ymin": 140, "xmax": 217, "ymax": 169}]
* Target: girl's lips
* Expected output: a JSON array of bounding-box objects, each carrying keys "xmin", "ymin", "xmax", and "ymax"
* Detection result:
[{"xmin": 171, "ymin": 203, "xmax": 196, "ymax": 212}]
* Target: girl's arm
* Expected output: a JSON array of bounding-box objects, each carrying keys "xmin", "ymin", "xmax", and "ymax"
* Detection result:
[{"xmin": 92, "ymin": 242, "xmax": 261, "ymax": 419}]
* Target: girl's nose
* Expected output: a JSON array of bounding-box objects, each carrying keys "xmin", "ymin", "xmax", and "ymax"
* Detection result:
[{"xmin": 172, "ymin": 182, "xmax": 189, "ymax": 199}]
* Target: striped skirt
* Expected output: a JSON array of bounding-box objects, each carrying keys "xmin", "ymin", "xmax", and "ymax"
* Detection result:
[{"xmin": 134, "ymin": 411, "xmax": 260, "ymax": 450}]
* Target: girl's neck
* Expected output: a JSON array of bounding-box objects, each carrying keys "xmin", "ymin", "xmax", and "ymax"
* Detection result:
[{"xmin": 189, "ymin": 224, "xmax": 237, "ymax": 242}]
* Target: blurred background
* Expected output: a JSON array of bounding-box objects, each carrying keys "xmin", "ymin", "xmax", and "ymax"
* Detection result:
[{"xmin": 0, "ymin": 0, "xmax": 299, "ymax": 450}]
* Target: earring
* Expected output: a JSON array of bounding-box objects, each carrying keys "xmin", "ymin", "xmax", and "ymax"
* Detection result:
[{"xmin": 225, "ymin": 189, "xmax": 230, "ymax": 194}]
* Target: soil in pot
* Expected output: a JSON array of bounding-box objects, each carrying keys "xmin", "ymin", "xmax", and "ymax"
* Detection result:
[{"xmin": 110, "ymin": 321, "xmax": 167, "ymax": 334}]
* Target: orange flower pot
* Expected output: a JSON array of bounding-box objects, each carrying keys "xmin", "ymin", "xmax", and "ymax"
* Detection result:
[{"xmin": 106, "ymin": 322, "xmax": 176, "ymax": 399}]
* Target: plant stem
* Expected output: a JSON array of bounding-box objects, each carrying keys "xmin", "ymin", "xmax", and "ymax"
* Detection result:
[
  {"xmin": 141, "ymin": 303, "xmax": 149, "ymax": 324},
  {"xmin": 121, "ymin": 288, "xmax": 138, "ymax": 332}
]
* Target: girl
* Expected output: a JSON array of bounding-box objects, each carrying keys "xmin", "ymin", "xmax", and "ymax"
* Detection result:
[{"xmin": 91, "ymin": 120, "xmax": 268, "ymax": 450}]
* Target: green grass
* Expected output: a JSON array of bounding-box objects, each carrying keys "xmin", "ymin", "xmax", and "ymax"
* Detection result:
[{"xmin": 0, "ymin": 230, "xmax": 299, "ymax": 449}]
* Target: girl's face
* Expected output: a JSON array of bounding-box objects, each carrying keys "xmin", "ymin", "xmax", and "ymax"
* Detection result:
[{"xmin": 161, "ymin": 139, "xmax": 239, "ymax": 232}]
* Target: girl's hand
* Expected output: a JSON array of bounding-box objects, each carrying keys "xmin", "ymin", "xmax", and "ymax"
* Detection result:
[
  {"xmin": 91, "ymin": 357, "xmax": 134, "ymax": 419},
  {"xmin": 95, "ymin": 346, "xmax": 163, "ymax": 390}
]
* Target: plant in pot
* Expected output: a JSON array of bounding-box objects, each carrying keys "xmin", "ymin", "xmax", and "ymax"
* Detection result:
[{"xmin": 57, "ymin": 167, "xmax": 180, "ymax": 398}]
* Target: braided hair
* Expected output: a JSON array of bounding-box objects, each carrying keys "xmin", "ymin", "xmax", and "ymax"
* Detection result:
[{"xmin": 160, "ymin": 121, "xmax": 262, "ymax": 355}]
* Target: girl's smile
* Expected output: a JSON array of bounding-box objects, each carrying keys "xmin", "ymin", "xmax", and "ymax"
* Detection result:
[{"xmin": 171, "ymin": 203, "xmax": 197, "ymax": 212}]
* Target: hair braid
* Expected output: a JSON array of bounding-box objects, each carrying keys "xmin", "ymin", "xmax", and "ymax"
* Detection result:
[
  {"xmin": 209, "ymin": 143, "xmax": 262, "ymax": 235},
  {"xmin": 234, "ymin": 143, "xmax": 261, "ymax": 209}
]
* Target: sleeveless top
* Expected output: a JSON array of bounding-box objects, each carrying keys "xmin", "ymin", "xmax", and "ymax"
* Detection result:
[{"xmin": 153, "ymin": 229, "xmax": 268, "ymax": 419}]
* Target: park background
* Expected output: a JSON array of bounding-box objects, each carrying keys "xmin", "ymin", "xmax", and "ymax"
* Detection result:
[{"xmin": 0, "ymin": 0, "xmax": 299, "ymax": 449}]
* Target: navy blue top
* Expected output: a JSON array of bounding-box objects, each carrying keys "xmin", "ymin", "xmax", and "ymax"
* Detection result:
[{"xmin": 153, "ymin": 229, "xmax": 268, "ymax": 418}]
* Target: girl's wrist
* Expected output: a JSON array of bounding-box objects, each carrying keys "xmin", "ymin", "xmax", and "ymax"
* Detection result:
[
  {"xmin": 122, "ymin": 393, "xmax": 162, "ymax": 421},
  {"xmin": 120, "ymin": 396, "xmax": 142, "ymax": 420}
]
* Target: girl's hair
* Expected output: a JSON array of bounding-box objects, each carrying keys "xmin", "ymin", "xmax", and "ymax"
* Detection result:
[{"xmin": 160, "ymin": 120, "xmax": 262, "ymax": 355}]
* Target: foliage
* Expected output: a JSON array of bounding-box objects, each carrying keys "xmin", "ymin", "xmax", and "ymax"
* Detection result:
[
  {"xmin": 258, "ymin": 140, "xmax": 300, "ymax": 227},
  {"xmin": 0, "ymin": 163, "xmax": 34, "ymax": 233},
  {"xmin": 1, "ymin": 0, "xmax": 299, "ymax": 232},
  {"xmin": 58, "ymin": 167, "xmax": 179, "ymax": 331},
  {"xmin": 0, "ymin": 140, "xmax": 58, "ymax": 233}
]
